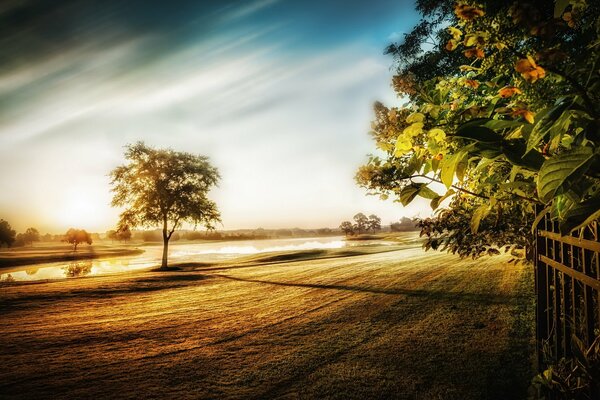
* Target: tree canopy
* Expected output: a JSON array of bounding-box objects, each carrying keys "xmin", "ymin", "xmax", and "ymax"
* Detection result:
[
  {"xmin": 0, "ymin": 219, "xmax": 16, "ymax": 248},
  {"xmin": 63, "ymin": 228, "xmax": 92, "ymax": 251},
  {"xmin": 110, "ymin": 142, "xmax": 221, "ymax": 269},
  {"xmin": 357, "ymin": 0, "xmax": 600, "ymax": 258}
]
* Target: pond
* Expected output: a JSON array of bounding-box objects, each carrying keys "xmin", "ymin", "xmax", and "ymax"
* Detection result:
[{"xmin": 0, "ymin": 236, "xmax": 347, "ymax": 282}]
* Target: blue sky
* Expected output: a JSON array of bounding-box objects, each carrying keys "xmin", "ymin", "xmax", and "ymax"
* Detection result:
[{"xmin": 0, "ymin": 0, "xmax": 427, "ymax": 233}]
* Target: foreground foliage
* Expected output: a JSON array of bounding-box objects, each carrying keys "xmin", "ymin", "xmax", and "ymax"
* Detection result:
[{"xmin": 357, "ymin": 0, "xmax": 600, "ymax": 258}]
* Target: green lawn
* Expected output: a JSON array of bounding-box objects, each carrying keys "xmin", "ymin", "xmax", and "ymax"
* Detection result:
[{"xmin": 0, "ymin": 246, "xmax": 534, "ymax": 399}]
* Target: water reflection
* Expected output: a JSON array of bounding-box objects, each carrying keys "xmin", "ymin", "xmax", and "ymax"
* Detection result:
[
  {"xmin": 0, "ymin": 237, "xmax": 347, "ymax": 282},
  {"xmin": 62, "ymin": 261, "xmax": 93, "ymax": 278}
]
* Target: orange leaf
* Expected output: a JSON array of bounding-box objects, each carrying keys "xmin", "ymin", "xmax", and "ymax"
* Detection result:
[{"xmin": 498, "ymin": 86, "xmax": 522, "ymax": 98}]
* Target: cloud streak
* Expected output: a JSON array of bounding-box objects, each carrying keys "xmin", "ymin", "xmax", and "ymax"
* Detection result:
[{"xmin": 0, "ymin": 0, "xmax": 425, "ymax": 233}]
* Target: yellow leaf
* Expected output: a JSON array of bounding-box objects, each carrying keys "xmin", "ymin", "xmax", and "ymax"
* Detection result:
[
  {"xmin": 471, "ymin": 204, "xmax": 490, "ymax": 234},
  {"xmin": 446, "ymin": 39, "xmax": 458, "ymax": 51},
  {"xmin": 403, "ymin": 122, "xmax": 424, "ymax": 137},
  {"xmin": 406, "ymin": 112, "xmax": 425, "ymax": 124},
  {"xmin": 428, "ymin": 128, "xmax": 446, "ymax": 143},
  {"xmin": 394, "ymin": 136, "xmax": 413, "ymax": 157},
  {"xmin": 448, "ymin": 26, "xmax": 463, "ymax": 40}
]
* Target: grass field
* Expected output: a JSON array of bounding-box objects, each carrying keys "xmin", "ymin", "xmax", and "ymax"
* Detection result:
[{"xmin": 0, "ymin": 245, "xmax": 534, "ymax": 399}]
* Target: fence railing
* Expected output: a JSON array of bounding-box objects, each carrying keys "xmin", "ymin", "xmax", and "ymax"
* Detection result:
[{"xmin": 535, "ymin": 212, "xmax": 600, "ymax": 374}]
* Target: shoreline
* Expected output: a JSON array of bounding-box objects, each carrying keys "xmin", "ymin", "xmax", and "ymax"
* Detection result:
[{"xmin": 0, "ymin": 248, "xmax": 145, "ymax": 269}]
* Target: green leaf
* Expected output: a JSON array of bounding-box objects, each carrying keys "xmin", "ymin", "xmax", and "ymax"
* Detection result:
[
  {"xmin": 455, "ymin": 119, "xmax": 503, "ymax": 143},
  {"xmin": 418, "ymin": 185, "xmax": 439, "ymax": 200},
  {"xmin": 483, "ymin": 119, "xmax": 523, "ymax": 131},
  {"xmin": 399, "ymin": 184, "xmax": 421, "ymax": 206},
  {"xmin": 430, "ymin": 189, "xmax": 456, "ymax": 210},
  {"xmin": 423, "ymin": 160, "xmax": 432, "ymax": 175},
  {"xmin": 527, "ymin": 100, "xmax": 571, "ymax": 153},
  {"xmin": 455, "ymin": 152, "xmax": 469, "ymax": 182},
  {"xmin": 471, "ymin": 204, "xmax": 490, "ymax": 234},
  {"xmin": 537, "ymin": 147, "xmax": 596, "ymax": 203},
  {"xmin": 554, "ymin": 0, "xmax": 570, "ymax": 18},
  {"xmin": 476, "ymin": 145, "xmax": 502, "ymax": 159},
  {"xmin": 559, "ymin": 195, "xmax": 600, "ymax": 234},
  {"xmin": 502, "ymin": 140, "xmax": 544, "ymax": 171},
  {"xmin": 440, "ymin": 151, "xmax": 467, "ymax": 189}
]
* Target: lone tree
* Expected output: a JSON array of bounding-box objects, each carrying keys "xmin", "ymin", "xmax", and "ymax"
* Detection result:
[
  {"xmin": 63, "ymin": 228, "xmax": 93, "ymax": 251},
  {"xmin": 110, "ymin": 142, "xmax": 221, "ymax": 269},
  {"xmin": 0, "ymin": 219, "xmax": 16, "ymax": 247}
]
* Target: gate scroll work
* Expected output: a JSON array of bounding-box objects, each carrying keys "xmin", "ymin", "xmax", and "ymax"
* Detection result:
[{"xmin": 534, "ymin": 211, "xmax": 600, "ymax": 392}]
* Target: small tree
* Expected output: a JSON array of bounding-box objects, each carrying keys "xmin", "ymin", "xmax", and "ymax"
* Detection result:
[
  {"xmin": 23, "ymin": 228, "xmax": 40, "ymax": 246},
  {"xmin": 353, "ymin": 213, "xmax": 369, "ymax": 234},
  {"xmin": 339, "ymin": 221, "xmax": 354, "ymax": 236},
  {"xmin": 106, "ymin": 230, "xmax": 118, "ymax": 242},
  {"xmin": 63, "ymin": 228, "xmax": 93, "ymax": 251},
  {"xmin": 110, "ymin": 142, "xmax": 221, "ymax": 269},
  {"xmin": 0, "ymin": 220, "xmax": 16, "ymax": 248},
  {"xmin": 116, "ymin": 225, "xmax": 132, "ymax": 242},
  {"xmin": 367, "ymin": 214, "xmax": 382, "ymax": 233}
]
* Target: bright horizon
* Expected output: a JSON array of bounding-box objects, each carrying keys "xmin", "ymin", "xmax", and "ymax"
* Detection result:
[{"xmin": 0, "ymin": 0, "xmax": 432, "ymax": 234}]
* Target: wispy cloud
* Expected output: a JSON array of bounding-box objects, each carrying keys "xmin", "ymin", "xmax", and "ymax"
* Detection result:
[{"xmin": 0, "ymin": 0, "xmax": 424, "ymax": 232}]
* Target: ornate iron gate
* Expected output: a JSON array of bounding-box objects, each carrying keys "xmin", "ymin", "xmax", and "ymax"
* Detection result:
[{"xmin": 534, "ymin": 213, "xmax": 600, "ymax": 375}]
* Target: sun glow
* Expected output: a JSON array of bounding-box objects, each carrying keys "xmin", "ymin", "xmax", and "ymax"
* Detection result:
[{"xmin": 52, "ymin": 187, "xmax": 114, "ymax": 232}]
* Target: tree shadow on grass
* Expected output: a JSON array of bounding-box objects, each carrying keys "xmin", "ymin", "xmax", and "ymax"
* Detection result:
[
  {"xmin": 212, "ymin": 274, "xmax": 524, "ymax": 306},
  {"xmin": 0, "ymin": 274, "xmax": 213, "ymax": 313}
]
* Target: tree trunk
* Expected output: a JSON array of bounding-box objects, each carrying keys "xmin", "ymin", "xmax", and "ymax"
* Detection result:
[
  {"xmin": 161, "ymin": 237, "xmax": 169, "ymax": 269},
  {"xmin": 161, "ymin": 219, "xmax": 169, "ymax": 269}
]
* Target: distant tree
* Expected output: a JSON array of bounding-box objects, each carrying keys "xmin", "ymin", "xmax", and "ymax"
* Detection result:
[
  {"xmin": 141, "ymin": 230, "xmax": 162, "ymax": 242},
  {"xmin": 317, "ymin": 228, "xmax": 332, "ymax": 235},
  {"xmin": 62, "ymin": 228, "xmax": 93, "ymax": 251},
  {"xmin": 110, "ymin": 142, "xmax": 221, "ymax": 269},
  {"xmin": 0, "ymin": 220, "xmax": 16, "ymax": 248},
  {"xmin": 367, "ymin": 215, "xmax": 382, "ymax": 233},
  {"xmin": 22, "ymin": 227, "xmax": 40, "ymax": 246},
  {"xmin": 116, "ymin": 225, "xmax": 132, "ymax": 242},
  {"xmin": 41, "ymin": 233, "xmax": 53, "ymax": 242},
  {"xmin": 106, "ymin": 230, "xmax": 118, "ymax": 242},
  {"xmin": 390, "ymin": 217, "xmax": 418, "ymax": 232},
  {"xmin": 353, "ymin": 213, "xmax": 369, "ymax": 234},
  {"xmin": 339, "ymin": 221, "xmax": 354, "ymax": 236}
]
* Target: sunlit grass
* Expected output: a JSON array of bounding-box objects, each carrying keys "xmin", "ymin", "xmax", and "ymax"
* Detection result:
[{"xmin": 0, "ymin": 246, "xmax": 533, "ymax": 399}]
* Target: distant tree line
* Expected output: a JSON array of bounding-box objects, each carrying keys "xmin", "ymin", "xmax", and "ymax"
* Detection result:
[
  {"xmin": 0, "ymin": 219, "xmax": 94, "ymax": 251},
  {"xmin": 106, "ymin": 225, "xmax": 132, "ymax": 243},
  {"xmin": 390, "ymin": 217, "xmax": 419, "ymax": 232},
  {"xmin": 0, "ymin": 221, "xmax": 40, "ymax": 247},
  {"xmin": 339, "ymin": 213, "xmax": 382, "ymax": 236}
]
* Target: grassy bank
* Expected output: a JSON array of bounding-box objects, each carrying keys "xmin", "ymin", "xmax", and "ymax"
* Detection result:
[
  {"xmin": 0, "ymin": 246, "xmax": 534, "ymax": 399},
  {"xmin": 0, "ymin": 245, "xmax": 144, "ymax": 269}
]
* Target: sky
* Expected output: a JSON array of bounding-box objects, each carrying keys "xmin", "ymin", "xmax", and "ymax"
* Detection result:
[{"xmin": 0, "ymin": 0, "xmax": 429, "ymax": 234}]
